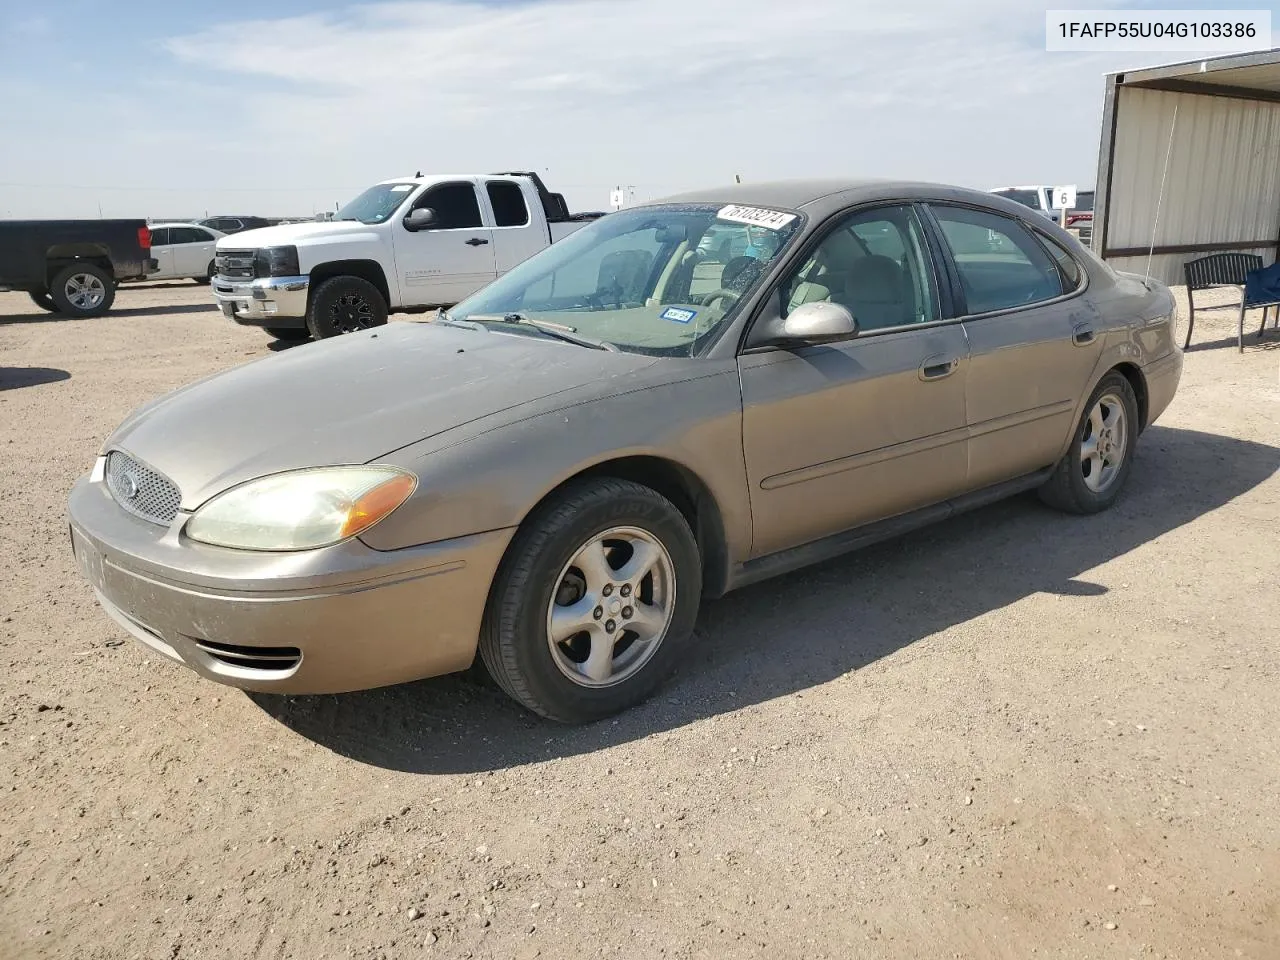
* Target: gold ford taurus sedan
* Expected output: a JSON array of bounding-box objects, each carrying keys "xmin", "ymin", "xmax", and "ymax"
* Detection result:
[{"xmin": 68, "ymin": 180, "xmax": 1183, "ymax": 722}]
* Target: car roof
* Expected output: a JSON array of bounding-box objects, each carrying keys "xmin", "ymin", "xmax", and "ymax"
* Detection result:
[{"xmin": 646, "ymin": 179, "xmax": 1042, "ymax": 220}]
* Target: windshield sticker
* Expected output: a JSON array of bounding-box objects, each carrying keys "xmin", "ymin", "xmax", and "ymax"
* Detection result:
[
  {"xmin": 390, "ymin": 184, "xmax": 414, "ymax": 192},
  {"xmin": 661, "ymin": 307, "xmax": 697, "ymax": 324},
  {"xmin": 717, "ymin": 204, "xmax": 797, "ymax": 230}
]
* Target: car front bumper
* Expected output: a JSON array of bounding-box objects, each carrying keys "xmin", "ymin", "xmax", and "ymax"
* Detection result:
[
  {"xmin": 211, "ymin": 275, "xmax": 309, "ymax": 327},
  {"xmin": 67, "ymin": 473, "xmax": 514, "ymax": 694}
]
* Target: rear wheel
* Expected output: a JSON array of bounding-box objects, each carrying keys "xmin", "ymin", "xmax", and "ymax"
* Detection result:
[
  {"xmin": 1038, "ymin": 371, "xmax": 1139, "ymax": 514},
  {"xmin": 306, "ymin": 276, "xmax": 388, "ymax": 338},
  {"xmin": 49, "ymin": 263, "xmax": 115, "ymax": 317},
  {"xmin": 265, "ymin": 327, "xmax": 310, "ymax": 342},
  {"xmin": 479, "ymin": 478, "xmax": 701, "ymax": 723},
  {"xmin": 193, "ymin": 260, "xmax": 215, "ymax": 285},
  {"xmin": 28, "ymin": 290, "xmax": 57, "ymax": 312}
]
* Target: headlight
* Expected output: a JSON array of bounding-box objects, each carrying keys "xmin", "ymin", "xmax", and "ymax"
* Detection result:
[
  {"xmin": 185, "ymin": 466, "xmax": 416, "ymax": 551},
  {"xmin": 254, "ymin": 245, "xmax": 300, "ymax": 278}
]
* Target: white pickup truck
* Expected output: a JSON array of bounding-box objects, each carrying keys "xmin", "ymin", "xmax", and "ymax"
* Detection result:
[{"xmin": 211, "ymin": 171, "xmax": 606, "ymax": 340}]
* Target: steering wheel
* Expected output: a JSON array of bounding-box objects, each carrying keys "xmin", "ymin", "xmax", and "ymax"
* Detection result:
[{"xmin": 696, "ymin": 289, "xmax": 740, "ymax": 310}]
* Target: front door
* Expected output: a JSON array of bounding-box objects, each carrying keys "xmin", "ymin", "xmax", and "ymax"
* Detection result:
[
  {"xmin": 394, "ymin": 180, "xmax": 497, "ymax": 306},
  {"xmin": 926, "ymin": 204, "xmax": 1103, "ymax": 489},
  {"xmin": 739, "ymin": 204, "xmax": 971, "ymax": 558},
  {"xmin": 148, "ymin": 228, "xmax": 174, "ymax": 278}
]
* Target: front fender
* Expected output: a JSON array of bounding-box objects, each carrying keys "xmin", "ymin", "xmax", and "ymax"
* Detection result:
[{"xmin": 360, "ymin": 367, "xmax": 752, "ymax": 566}]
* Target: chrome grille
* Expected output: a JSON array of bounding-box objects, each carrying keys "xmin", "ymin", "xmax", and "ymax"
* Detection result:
[
  {"xmin": 105, "ymin": 451, "xmax": 181, "ymax": 525},
  {"xmin": 216, "ymin": 250, "xmax": 256, "ymax": 280}
]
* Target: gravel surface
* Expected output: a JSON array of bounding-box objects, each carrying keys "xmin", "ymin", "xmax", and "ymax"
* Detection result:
[{"xmin": 1, "ymin": 283, "xmax": 1278, "ymax": 960}]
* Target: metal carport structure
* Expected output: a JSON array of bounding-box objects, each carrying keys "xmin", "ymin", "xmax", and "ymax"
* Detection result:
[{"xmin": 1093, "ymin": 48, "xmax": 1280, "ymax": 286}]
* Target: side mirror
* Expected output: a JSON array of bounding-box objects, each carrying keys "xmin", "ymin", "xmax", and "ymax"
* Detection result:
[
  {"xmin": 403, "ymin": 207, "xmax": 438, "ymax": 232},
  {"xmin": 779, "ymin": 301, "xmax": 858, "ymax": 344}
]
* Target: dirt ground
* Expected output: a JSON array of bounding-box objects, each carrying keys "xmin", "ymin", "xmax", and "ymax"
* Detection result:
[{"xmin": 1, "ymin": 282, "xmax": 1278, "ymax": 960}]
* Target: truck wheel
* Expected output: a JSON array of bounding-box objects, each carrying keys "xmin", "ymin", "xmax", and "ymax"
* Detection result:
[
  {"xmin": 28, "ymin": 290, "xmax": 57, "ymax": 312},
  {"xmin": 49, "ymin": 263, "xmax": 116, "ymax": 317},
  {"xmin": 265, "ymin": 327, "xmax": 310, "ymax": 342},
  {"xmin": 194, "ymin": 260, "xmax": 215, "ymax": 285},
  {"xmin": 306, "ymin": 276, "xmax": 388, "ymax": 338}
]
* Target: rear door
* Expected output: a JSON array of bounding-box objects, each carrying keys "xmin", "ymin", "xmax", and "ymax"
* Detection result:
[
  {"xmin": 173, "ymin": 226, "xmax": 218, "ymax": 278},
  {"xmin": 482, "ymin": 180, "xmax": 546, "ymax": 276},
  {"xmin": 148, "ymin": 228, "xmax": 174, "ymax": 278},
  {"xmin": 924, "ymin": 204, "xmax": 1102, "ymax": 489},
  {"xmin": 393, "ymin": 180, "xmax": 497, "ymax": 306},
  {"xmin": 738, "ymin": 203, "xmax": 971, "ymax": 558}
]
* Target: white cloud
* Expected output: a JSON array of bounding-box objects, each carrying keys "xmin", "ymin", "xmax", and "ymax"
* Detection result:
[{"xmin": 0, "ymin": 0, "xmax": 1242, "ymax": 217}]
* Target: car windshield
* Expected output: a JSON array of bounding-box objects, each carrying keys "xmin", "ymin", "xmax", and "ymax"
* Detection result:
[
  {"xmin": 335, "ymin": 183, "xmax": 418, "ymax": 224},
  {"xmin": 447, "ymin": 203, "xmax": 802, "ymax": 356}
]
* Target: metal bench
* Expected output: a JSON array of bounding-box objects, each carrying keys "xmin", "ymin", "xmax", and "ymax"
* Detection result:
[{"xmin": 1183, "ymin": 252, "xmax": 1280, "ymax": 353}]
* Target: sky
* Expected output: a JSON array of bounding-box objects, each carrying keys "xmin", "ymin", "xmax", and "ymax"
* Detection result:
[{"xmin": 0, "ymin": 0, "xmax": 1275, "ymax": 220}]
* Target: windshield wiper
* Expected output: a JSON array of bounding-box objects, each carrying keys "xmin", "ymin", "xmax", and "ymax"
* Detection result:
[{"xmin": 469, "ymin": 312, "xmax": 617, "ymax": 351}]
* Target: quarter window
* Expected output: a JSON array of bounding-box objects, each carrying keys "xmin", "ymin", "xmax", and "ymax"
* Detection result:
[
  {"xmin": 149, "ymin": 227, "xmax": 170, "ymax": 246},
  {"xmin": 781, "ymin": 205, "xmax": 939, "ymax": 330},
  {"xmin": 931, "ymin": 207, "xmax": 1064, "ymax": 314},
  {"xmin": 486, "ymin": 181, "xmax": 530, "ymax": 227},
  {"xmin": 413, "ymin": 182, "xmax": 483, "ymax": 230},
  {"xmin": 1035, "ymin": 230, "xmax": 1084, "ymax": 292}
]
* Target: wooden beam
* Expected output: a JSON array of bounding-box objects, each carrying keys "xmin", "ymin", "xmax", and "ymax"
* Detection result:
[
  {"xmin": 1103, "ymin": 239, "xmax": 1278, "ymax": 258},
  {"xmin": 1130, "ymin": 78, "xmax": 1280, "ymax": 105}
]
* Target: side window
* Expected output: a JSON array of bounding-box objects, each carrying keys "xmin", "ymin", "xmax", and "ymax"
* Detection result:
[
  {"xmin": 413, "ymin": 182, "xmax": 483, "ymax": 230},
  {"xmin": 171, "ymin": 227, "xmax": 201, "ymax": 244},
  {"xmin": 781, "ymin": 205, "xmax": 939, "ymax": 330},
  {"xmin": 1035, "ymin": 230, "xmax": 1084, "ymax": 292},
  {"xmin": 486, "ymin": 181, "xmax": 529, "ymax": 227},
  {"xmin": 150, "ymin": 227, "xmax": 170, "ymax": 246},
  {"xmin": 931, "ymin": 207, "xmax": 1064, "ymax": 314}
]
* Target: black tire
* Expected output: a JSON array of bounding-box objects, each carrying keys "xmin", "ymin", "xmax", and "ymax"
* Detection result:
[
  {"xmin": 48, "ymin": 263, "xmax": 116, "ymax": 317},
  {"xmin": 265, "ymin": 327, "xmax": 311, "ymax": 342},
  {"xmin": 28, "ymin": 290, "xmax": 56, "ymax": 312},
  {"xmin": 193, "ymin": 260, "xmax": 215, "ymax": 285},
  {"xmin": 305, "ymin": 276, "xmax": 388, "ymax": 338},
  {"xmin": 1038, "ymin": 371, "xmax": 1139, "ymax": 514},
  {"xmin": 479, "ymin": 478, "xmax": 702, "ymax": 724}
]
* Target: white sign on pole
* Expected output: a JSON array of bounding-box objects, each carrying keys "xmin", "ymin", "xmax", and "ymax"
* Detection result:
[
  {"xmin": 610, "ymin": 189, "xmax": 625, "ymax": 210},
  {"xmin": 1052, "ymin": 184, "xmax": 1077, "ymax": 210}
]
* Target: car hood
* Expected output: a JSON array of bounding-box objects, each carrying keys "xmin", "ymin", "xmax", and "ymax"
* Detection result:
[
  {"xmin": 216, "ymin": 220, "xmax": 376, "ymax": 249},
  {"xmin": 105, "ymin": 323, "xmax": 659, "ymax": 509}
]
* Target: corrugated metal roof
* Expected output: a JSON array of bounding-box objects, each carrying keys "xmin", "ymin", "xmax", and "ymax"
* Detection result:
[
  {"xmin": 1113, "ymin": 48, "xmax": 1280, "ymax": 88},
  {"xmin": 1106, "ymin": 86, "xmax": 1280, "ymax": 253},
  {"xmin": 1095, "ymin": 51, "xmax": 1280, "ymax": 285}
]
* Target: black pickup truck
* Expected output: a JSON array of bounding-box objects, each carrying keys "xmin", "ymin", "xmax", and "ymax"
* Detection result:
[{"xmin": 0, "ymin": 220, "xmax": 157, "ymax": 316}]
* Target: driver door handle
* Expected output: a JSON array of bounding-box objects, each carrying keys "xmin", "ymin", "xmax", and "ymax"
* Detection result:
[
  {"xmin": 1072, "ymin": 323, "xmax": 1096, "ymax": 345},
  {"xmin": 919, "ymin": 355, "xmax": 959, "ymax": 381},
  {"xmin": 465, "ymin": 237, "xmax": 489, "ymax": 246}
]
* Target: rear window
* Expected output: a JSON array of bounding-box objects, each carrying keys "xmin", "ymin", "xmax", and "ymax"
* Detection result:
[{"xmin": 1073, "ymin": 191, "xmax": 1094, "ymax": 211}]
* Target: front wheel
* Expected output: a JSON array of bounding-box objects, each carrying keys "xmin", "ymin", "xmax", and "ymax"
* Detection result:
[
  {"xmin": 49, "ymin": 263, "xmax": 116, "ymax": 317},
  {"xmin": 479, "ymin": 478, "xmax": 702, "ymax": 723},
  {"xmin": 306, "ymin": 276, "xmax": 388, "ymax": 338},
  {"xmin": 1038, "ymin": 371, "xmax": 1139, "ymax": 514}
]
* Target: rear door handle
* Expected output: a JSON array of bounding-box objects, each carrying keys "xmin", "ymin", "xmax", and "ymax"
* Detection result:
[
  {"xmin": 919, "ymin": 356, "xmax": 960, "ymax": 381},
  {"xmin": 465, "ymin": 237, "xmax": 490, "ymax": 246},
  {"xmin": 1072, "ymin": 324, "xmax": 1096, "ymax": 345}
]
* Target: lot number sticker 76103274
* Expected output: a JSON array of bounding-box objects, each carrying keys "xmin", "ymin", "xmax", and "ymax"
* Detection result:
[{"xmin": 716, "ymin": 204, "xmax": 798, "ymax": 230}]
